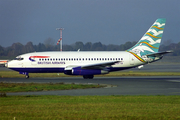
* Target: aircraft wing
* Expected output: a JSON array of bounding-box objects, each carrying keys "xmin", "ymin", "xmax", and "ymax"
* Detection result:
[
  {"xmin": 81, "ymin": 61, "xmax": 120, "ymax": 70},
  {"xmin": 65, "ymin": 61, "xmax": 120, "ymax": 70},
  {"xmin": 146, "ymin": 50, "xmax": 172, "ymax": 57}
]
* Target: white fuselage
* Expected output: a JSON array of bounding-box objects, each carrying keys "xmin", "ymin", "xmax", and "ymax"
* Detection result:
[{"xmin": 7, "ymin": 51, "xmax": 145, "ymax": 74}]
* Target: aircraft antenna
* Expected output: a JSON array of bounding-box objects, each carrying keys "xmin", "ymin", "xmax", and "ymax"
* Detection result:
[{"xmin": 56, "ymin": 28, "xmax": 64, "ymax": 51}]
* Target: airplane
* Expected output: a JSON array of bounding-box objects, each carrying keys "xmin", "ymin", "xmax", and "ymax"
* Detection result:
[
  {"xmin": 6, "ymin": 18, "xmax": 171, "ymax": 79},
  {"xmin": 0, "ymin": 60, "xmax": 8, "ymax": 65}
]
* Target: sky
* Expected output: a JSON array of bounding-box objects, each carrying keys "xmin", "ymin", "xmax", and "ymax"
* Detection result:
[{"xmin": 0, "ymin": 0, "xmax": 180, "ymax": 47}]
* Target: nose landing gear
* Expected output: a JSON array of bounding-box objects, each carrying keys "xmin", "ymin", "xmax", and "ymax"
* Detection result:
[
  {"xmin": 25, "ymin": 75, "xmax": 29, "ymax": 79},
  {"xmin": 19, "ymin": 72, "xmax": 29, "ymax": 79}
]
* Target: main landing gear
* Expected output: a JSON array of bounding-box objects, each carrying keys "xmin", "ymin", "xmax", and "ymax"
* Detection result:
[{"xmin": 83, "ymin": 75, "xmax": 94, "ymax": 79}]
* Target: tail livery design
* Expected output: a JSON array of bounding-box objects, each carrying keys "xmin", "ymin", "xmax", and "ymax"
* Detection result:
[{"xmin": 127, "ymin": 18, "xmax": 167, "ymax": 63}]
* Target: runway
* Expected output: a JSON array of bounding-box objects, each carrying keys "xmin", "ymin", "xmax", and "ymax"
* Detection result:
[
  {"xmin": 1, "ymin": 63, "xmax": 180, "ymax": 72},
  {"xmin": 1, "ymin": 76, "xmax": 180, "ymax": 96}
]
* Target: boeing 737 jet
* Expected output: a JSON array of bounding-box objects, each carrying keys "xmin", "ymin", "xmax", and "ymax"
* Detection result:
[{"xmin": 6, "ymin": 18, "xmax": 171, "ymax": 79}]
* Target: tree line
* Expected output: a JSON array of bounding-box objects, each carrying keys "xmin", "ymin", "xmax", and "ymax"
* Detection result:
[{"xmin": 0, "ymin": 39, "xmax": 179, "ymax": 59}]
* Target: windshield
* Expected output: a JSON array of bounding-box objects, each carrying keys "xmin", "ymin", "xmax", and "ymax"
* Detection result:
[{"xmin": 14, "ymin": 57, "xmax": 24, "ymax": 61}]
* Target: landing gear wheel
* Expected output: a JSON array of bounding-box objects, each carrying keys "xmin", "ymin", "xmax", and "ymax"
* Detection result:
[
  {"xmin": 83, "ymin": 75, "xmax": 94, "ymax": 79},
  {"xmin": 25, "ymin": 75, "xmax": 29, "ymax": 79},
  {"xmin": 83, "ymin": 75, "xmax": 88, "ymax": 79},
  {"xmin": 89, "ymin": 75, "xmax": 94, "ymax": 79}
]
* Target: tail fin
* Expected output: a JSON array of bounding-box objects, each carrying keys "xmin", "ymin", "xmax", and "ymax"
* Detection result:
[{"xmin": 127, "ymin": 18, "xmax": 166, "ymax": 62}]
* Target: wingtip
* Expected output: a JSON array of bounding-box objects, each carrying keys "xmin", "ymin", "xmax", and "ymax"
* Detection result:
[{"xmin": 166, "ymin": 50, "xmax": 173, "ymax": 53}]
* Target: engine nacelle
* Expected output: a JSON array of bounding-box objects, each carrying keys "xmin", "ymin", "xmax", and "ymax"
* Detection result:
[{"xmin": 64, "ymin": 68, "xmax": 109, "ymax": 75}]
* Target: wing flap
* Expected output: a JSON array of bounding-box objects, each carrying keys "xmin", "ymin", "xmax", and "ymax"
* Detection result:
[
  {"xmin": 65, "ymin": 61, "xmax": 121, "ymax": 71},
  {"xmin": 81, "ymin": 61, "xmax": 120, "ymax": 70}
]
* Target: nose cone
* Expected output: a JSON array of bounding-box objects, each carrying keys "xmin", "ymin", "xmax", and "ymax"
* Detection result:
[{"xmin": 5, "ymin": 60, "xmax": 13, "ymax": 68}]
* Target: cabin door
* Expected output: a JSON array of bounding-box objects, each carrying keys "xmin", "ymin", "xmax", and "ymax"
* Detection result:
[{"xmin": 129, "ymin": 54, "xmax": 135, "ymax": 65}]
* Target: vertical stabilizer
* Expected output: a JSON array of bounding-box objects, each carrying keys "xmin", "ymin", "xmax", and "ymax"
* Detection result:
[{"xmin": 127, "ymin": 18, "xmax": 166, "ymax": 63}]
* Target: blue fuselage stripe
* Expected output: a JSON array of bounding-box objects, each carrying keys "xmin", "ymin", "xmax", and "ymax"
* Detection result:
[{"xmin": 9, "ymin": 67, "xmax": 133, "ymax": 73}]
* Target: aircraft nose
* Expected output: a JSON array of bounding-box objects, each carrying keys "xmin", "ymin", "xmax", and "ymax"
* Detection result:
[{"xmin": 5, "ymin": 61, "xmax": 11, "ymax": 68}]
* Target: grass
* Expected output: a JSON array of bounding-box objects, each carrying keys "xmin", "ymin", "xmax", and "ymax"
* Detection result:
[
  {"xmin": 0, "ymin": 71, "xmax": 180, "ymax": 78},
  {"xmin": 0, "ymin": 82, "xmax": 103, "ymax": 93},
  {"xmin": 0, "ymin": 95, "xmax": 180, "ymax": 120}
]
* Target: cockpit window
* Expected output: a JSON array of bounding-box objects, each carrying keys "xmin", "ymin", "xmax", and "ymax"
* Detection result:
[{"xmin": 14, "ymin": 57, "xmax": 24, "ymax": 60}]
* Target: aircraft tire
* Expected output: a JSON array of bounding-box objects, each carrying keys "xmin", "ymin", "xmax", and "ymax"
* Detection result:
[
  {"xmin": 25, "ymin": 75, "xmax": 29, "ymax": 79},
  {"xmin": 88, "ymin": 75, "xmax": 94, "ymax": 79},
  {"xmin": 83, "ymin": 75, "xmax": 94, "ymax": 79},
  {"xmin": 83, "ymin": 75, "xmax": 88, "ymax": 79}
]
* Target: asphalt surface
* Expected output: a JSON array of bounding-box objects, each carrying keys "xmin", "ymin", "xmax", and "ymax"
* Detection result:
[
  {"xmin": 1, "ymin": 76, "xmax": 180, "ymax": 96},
  {"xmin": 1, "ymin": 63, "xmax": 180, "ymax": 96}
]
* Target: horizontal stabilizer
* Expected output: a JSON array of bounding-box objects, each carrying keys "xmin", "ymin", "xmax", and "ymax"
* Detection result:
[{"xmin": 146, "ymin": 50, "xmax": 173, "ymax": 57}]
